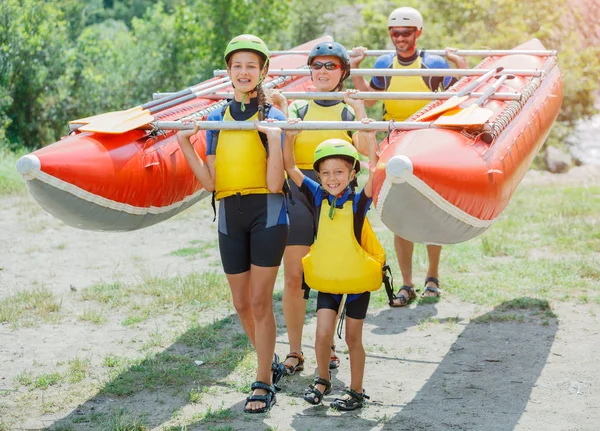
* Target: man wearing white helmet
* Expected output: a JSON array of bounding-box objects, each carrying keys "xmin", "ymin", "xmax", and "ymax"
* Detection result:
[{"xmin": 350, "ymin": 6, "xmax": 466, "ymax": 306}]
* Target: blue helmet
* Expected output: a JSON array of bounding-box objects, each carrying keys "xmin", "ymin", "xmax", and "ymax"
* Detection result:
[{"xmin": 307, "ymin": 42, "xmax": 351, "ymax": 90}]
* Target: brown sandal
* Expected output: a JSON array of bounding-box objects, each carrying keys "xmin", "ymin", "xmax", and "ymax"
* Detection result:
[
  {"xmin": 390, "ymin": 285, "xmax": 417, "ymax": 307},
  {"xmin": 329, "ymin": 345, "xmax": 340, "ymax": 370},
  {"xmin": 284, "ymin": 351, "xmax": 304, "ymax": 375}
]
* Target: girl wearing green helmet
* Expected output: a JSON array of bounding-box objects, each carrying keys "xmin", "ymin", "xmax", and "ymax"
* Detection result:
[
  {"xmin": 177, "ymin": 34, "xmax": 288, "ymax": 414},
  {"xmin": 272, "ymin": 41, "xmax": 371, "ymax": 377},
  {"xmin": 257, "ymin": 117, "xmax": 383, "ymax": 410}
]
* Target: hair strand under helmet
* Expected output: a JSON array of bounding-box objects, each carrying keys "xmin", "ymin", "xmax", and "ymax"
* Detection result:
[
  {"xmin": 313, "ymin": 139, "xmax": 360, "ymax": 174},
  {"xmin": 308, "ymin": 42, "xmax": 351, "ymax": 91},
  {"xmin": 388, "ymin": 7, "xmax": 423, "ymax": 30}
]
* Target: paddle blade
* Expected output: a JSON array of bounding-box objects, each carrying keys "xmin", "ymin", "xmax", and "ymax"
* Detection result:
[
  {"xmin": 415, "ymin": 95, "xmax": 469, "ymax": 122},
  {"xmin": 80, "ymin": 110, "xmax": 155, "ymax": 134},
  {"xmin": 433, "ymin": 105, "xmax": 493, "ymax": 127},
  {"xmin": 70, "ymin": 107, "xmax": 144, "ymax": 126}
]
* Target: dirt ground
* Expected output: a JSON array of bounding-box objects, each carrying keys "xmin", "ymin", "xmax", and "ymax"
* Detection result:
[{"xmin": 1, "ymin": 166, "xmax": 599, "ymax": 431}]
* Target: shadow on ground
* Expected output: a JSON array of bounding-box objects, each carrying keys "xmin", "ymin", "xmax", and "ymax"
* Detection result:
[{"xmin": 377, "ymin": 297, "xmax": 558, "ymax": 431}]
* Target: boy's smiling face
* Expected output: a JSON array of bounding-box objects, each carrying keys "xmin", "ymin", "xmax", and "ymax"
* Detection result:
[{"xmin": 317, "ymin": 157, "xmax": 355, "ymax": 196}]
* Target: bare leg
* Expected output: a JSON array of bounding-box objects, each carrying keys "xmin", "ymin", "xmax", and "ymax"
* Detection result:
[
  {"xmin": 227, "ymin": 271, "xmax": 255, "ymax": 347},
  {"xmin": 394, "ymin": 235, "xmax": 415, "ymax": 301},
  {"xmin": 314, "ymin": 308, "xmax": 337, "ymax": 394},
  {"xmin": 282, "ymin": 245, "xmax": 309, "ymax": 369},
  {"xmin": 245, "ymin": 264, "xmax": 279, "ymax": 411},
  {"xmin": 345, "ymin": 317, "xmax": 365, "ymax": 393},
  {"xmin": 424, "ymin": 245, "xmax": 442, "ymax": 296}
]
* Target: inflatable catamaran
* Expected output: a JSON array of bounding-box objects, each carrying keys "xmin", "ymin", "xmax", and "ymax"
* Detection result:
[{"xmin": 16, "ymin": 37, "xmax": 562, "ymax": 244}]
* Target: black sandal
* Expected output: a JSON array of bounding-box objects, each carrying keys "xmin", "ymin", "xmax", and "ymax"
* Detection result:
[
  {"xmin": 330, "ymin": 388, "xmax": 370, "ymax": 411},
  {"xmin": 422, "ymin": 277, "xmax": 441, "ymax": 297},
  {"xmin": 271, "ymin": 353, "xmax": 287, "ymax": 391},
  {"xmin": 303, "ymin": 377, "xmax": 332, "ymax": 405},
  {"xmin": 390, "ymin": 285, "xmax": 416, "ymax": 307},
  {"xmin": 284, "ymin": 351, "xmax": 305, "ymax": 375},
  {"xmin": 329, "ymin": 345, "xmax": 340, "ymax": 370},
  {"xmin": 244, "ymin": 381, "xmax": 276, "ymax": 414}
]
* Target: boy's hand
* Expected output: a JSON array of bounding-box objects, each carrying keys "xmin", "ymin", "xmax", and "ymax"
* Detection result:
[
  {"xmin": 360, "ymin": 117, "xmax": 377, "ymax": 139},
  {"xmin": 343, "ymin": 89, "xmax": 364, "ymax": 112},
  {"xmin": 284, "ymin": 118, "xmax": 302, "ymax": 139}
]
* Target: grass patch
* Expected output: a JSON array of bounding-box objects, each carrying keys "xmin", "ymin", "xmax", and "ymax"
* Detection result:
[
  {"xmin": 369, "ymin": 182, "xmax": 600, "ymax": 308},
  {"xmin": 80, "ymin": 272, "xmax": 233, "ymax": 323},
  {"xmin": 100, "ymin": 315, "xmax": 251, "ymax": 398},
  {"xmin": 79, "ymin": 308, "xmax": 108, "ymax": 325},
  {"xmin": 0, "ymin": 287, "xmax": 62, "ymax": 327},
  {"xmin": 170, "ymin": 239, "xmax": 217, "ymax": 258},
  {"xmin": 0, "ymin": 147, "xmax": 26, "ymax": 195},
  {"xmin": 99, "ymin": 408, "xmax": 148, "ymax": 431}
]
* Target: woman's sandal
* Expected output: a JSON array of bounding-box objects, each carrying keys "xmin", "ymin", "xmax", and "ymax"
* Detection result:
[
  {"xmin": 329, "ymin": 345, "xmax": 340, "ymax": 370},
  {"xmin": 330, "ymin": 388, "xmax": 370, "ymax": 411},
  {"xmin": 390, "ymin": 285, "xmax": 417, "ymax": 307},
  {"xmin": 303, "ymin": 377, "xmax": 332, "ymax": 405},
  {"xmin": 243, "ymin": 381, "xmax": 276, "ymax": 414},
  {"xmin": 283, "ymin": 351, "xmax": 305, "ymax": 375},
  {"xmin": 422, "ymin": 277, "xmax": 441, "ymax": 297}
]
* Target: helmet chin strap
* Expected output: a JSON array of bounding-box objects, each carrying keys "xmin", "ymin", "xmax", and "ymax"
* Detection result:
[{"xmin": 238, "ymin": 61, "xmax": 269, "ymax": 112}]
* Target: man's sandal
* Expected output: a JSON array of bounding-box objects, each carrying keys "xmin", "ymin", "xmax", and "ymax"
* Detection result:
[
  {"xmin": 390, "ymin": 285, "xmax": 417, "ymax": 307},
  {"xmin": 422, "ymin": 277, "xmax": 441, "ymax": 297},
  {"xmin": 329, "ymin": 345, "xmax": 340, "ymax": 369},
  {"xmin": 330, "ymin": 388, "xmax": 370, "ymax": 411},
  {"xmin": 283, "ymin": 351, "xmax": 304, "ymax": 375},
  {"xmin": 243, "ymin": 381, "xmax": 276, "ymax": 414},
  {"xmin": 303, "ymin": 377, "xmax": 332, "ymax": 405},
  {"xmin": 271, "ymin": 353, "xmax": 287, "ymax": 391}
]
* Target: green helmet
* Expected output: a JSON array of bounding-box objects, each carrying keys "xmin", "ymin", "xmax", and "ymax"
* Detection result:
[
  {"xmin": 308, "ymin": 41, "xmax": 351, "ymax": 91},
  {"xmin": 313, "ymin": 139, "xmax": 360, "ymax": 173},
  {"xmin": 224, "ymin": 34, "xmax": 270, "ymax": 65}
]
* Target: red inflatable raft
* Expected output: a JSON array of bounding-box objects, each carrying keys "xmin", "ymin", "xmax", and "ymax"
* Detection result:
[
  {"xmin": 15, "ymin": 37, "xmax": 329, "ymax": 231},
  {"xmin": 372, "ymin": 39, "xmax": 562, "ymax": 244}
]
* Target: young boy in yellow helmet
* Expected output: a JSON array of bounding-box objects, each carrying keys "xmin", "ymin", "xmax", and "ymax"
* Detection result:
[{"xmin": 257, "ymin": 117, "xmax": 383, "ymax": 410}]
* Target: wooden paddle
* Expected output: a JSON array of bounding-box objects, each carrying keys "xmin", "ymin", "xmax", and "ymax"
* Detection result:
[
  {"xmin": 433, "ymin": 74, "xmax": 514, "ymax": 127},
  {"xmin": 79, "ymin": 80, "xmax": 233, "ymax": 134},
  {"xmin": 415, "ymin": 67, "xmax": 503, "ymax": 122},
  {"xmin": 70, "ymin": 77, "xmax": 231, "ymax": 128}
]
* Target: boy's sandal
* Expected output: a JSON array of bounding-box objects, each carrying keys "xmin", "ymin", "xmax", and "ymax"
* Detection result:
[
  {"xmin": 330, "ymin": 388, "xmax": 370, "ymax": 411},
  {"xmin": 329, "ymin": 345, "xmax": 340, "ymax": 369},
  {"xmin": 303, "ymin": 377, "xmax": 332, "ymax": 405},
  {"xmin": 422, "ymin": 277, "xmax": 441, "ymax": 297},
  {"xmin": 244, "ymin": 381, "xmax": 276, "ymax": 414},
  {"xmin": 271, "ymin": 353, "xmax": 287, "ymax": 391},
  {"xmin": 284, "ymin": 351, "xmax": 305, "ymax": 375},
  {"xmin": 390, "ymin": 285, "xmax": 417, "ymax": 307}
]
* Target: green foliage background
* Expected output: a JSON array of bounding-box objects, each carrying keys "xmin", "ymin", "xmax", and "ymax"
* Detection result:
[{"xmin": 0, "ymin": 0, "xmax": 598, "ymax": 151}]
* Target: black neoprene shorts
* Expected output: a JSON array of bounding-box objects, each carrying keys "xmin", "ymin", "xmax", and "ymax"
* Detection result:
[
  {"xmin": 217, "ymin": 193, "xmax": 289, "ymax": 274},
  {"xmin": 316, "ymin": 291, "xmax": 371, "ymax": 320}
]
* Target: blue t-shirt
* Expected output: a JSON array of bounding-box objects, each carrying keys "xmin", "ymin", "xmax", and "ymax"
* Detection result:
[
  {"xmin": 300, "ymin": 176, "xmax": 372, "ymax": 243},
  {"xmin": 370, "ymin": 50, "xmax": 456, "ymax": 92},
  {"xmin": 206, "ymin": 99, "xmax": 286, "ymax": 156}
]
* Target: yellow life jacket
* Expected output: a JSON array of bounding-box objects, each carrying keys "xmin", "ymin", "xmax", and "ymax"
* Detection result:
[
  {"xmin": 383, "ymin": 56, "xmax": 432, "ymax": 121},
  {"xmin": 302, "ymin": 197, "xmax": 386, "ymax": 294},
  {"xmin": 214, "ymin": 107, "xmax": 271, "ymax": 200},
  {"xmin": 290, "ymin": 100, "xmax": 353, "ymax": 170}
]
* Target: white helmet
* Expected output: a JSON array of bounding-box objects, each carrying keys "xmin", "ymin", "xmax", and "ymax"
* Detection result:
[{"xmin": 388, "ymin": 7, "xmax": 423, "ymax": 30}]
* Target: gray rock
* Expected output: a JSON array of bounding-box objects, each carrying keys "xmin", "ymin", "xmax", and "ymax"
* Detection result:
[{"xmin": 544, "ymin": 146, "xmax": 572, "ymax": 173}]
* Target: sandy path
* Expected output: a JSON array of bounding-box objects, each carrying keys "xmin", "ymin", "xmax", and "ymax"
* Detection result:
[{"xmin": 1, "ymin": 166, "xmax": 599, "ymax": 430}]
